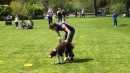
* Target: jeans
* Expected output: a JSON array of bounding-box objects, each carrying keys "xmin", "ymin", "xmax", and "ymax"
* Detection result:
[{"xmin": 114, "ymin": 19, "xmax": 117, "ymax": 26}]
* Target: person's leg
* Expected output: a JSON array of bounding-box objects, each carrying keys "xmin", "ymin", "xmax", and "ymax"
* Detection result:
[
  {"xmin": 115, "ymin": 19, "xmax": 117, "ymax": 27},
  {"xmin": 15, "ymin": 22, "xmax": 18, "ymax": 28},
  {"xmin": 60, "ymin": 16, "xmax": 62, "ymax": 22},
  {"xmin": 58, "ymin": 16, "xmax": 60, "ymax": 22},
  {"xmin": 114, "ymin": 19, "xmax": 116, "ymax": 27},
  {"xmin": 63, "ymin": 33, "xmax": 69, "ymax": 60},
  {"xmin": 63, "ymin": 14, "xmax": 66, "ymax": 18},
  {"xmin": 64, "ymin": 30, "xmax": 75, "ymax": 60},
  {"xmin": 68, "ymin": 30, "xmax": 75, "ymax": 60},
  {"xmin": 48, "ymin": 17, "xmax": 50, "ymax": 24},
  {"xmin": 50, "ymin": 17, "xmax": 52, "ymax": 23}
]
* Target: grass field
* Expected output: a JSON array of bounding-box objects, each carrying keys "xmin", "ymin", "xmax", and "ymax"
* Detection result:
[{"xmin": 0, "ymin": 16, "xmax": 130, "ymax": 73}]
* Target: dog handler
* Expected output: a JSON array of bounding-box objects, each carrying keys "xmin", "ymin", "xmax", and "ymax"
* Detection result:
[{"xmin": 49, "ymin": 22, "xmax": 75, "ymax": 60}]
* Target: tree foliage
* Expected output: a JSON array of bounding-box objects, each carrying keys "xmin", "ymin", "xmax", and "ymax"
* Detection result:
[
  {"xmin": 110, "ymin": 3, "xmax": 125, "ymax": 14},
  {"xmin": 1, "ymin": 0, "xmax": 130, "ymax": 17},
  {"xmin": 98, "ymin": 0, "xmax": 108, "ymax": 8},
  {"xmin": 10, "ymin": 1, "xmax": 23, "ymax": 16},
  {"xmin": 0, "ymin": 5, "xmax": 12, "ymax": 16}
]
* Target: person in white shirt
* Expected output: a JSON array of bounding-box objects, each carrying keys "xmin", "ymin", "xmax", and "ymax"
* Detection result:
[
  {"xmin": 15, "ymin": 15, "xmax": 19, "ymax": 29},
  {"xmin": 81, "ymin": 9, "xmax": 85, "ymax": 18},
  {"xmin": 47, "ymin": 8, "xmax": 53, "ymax": 25}
]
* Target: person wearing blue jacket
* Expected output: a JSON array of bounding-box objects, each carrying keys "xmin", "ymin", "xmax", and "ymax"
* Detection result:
[
  {"xmin": 112, "ymin": 11, "xmax": 118, "ymax": 27},
  {"xmin": 49, "ymin": 22, "xmax": 75, "ymax": 61}
]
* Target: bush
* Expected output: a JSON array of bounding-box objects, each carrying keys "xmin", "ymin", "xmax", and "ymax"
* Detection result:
[
  {"xmin": 32, "ymin": 4, "xmax": 45, "ymax": 19},
  {"xmin": 26, "ymin": 3, "xmax": 45, "ymax": 19},
  {"xmin": 0, "ymin": 5, "xmax": 12, "ymax": 16},
  {"xmin": 10, "ymin": 1, "xmax": 45, "ymax": 19}
]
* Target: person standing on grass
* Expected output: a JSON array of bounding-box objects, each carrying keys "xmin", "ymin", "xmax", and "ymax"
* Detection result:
[
  {"xmin": 57, "ymin": 8, "xmax": 62, "ymax": 22},
  {"xmin": 47, "ymin": 8, "xmax": 53, "ymax": 25},
  {"xmin": 75, "ymin": 9, "xmax": 77, "ymax": 17},
  {"xmin": 81, "ymin": 9, "xmax": 85, "ymax": 18},
  {"xmin": 15, "ymin": 15, "xmax": 19, "ymax": 29},
  {"xmin": 49, "ymin": 22, "xmax": 75, "ymax": 61},
  {"xmin": 62, "ymin": 9, "xmax": 66, "ymax": 18},
  {"xmin": 112, "ymin": 11, "xmax": 118, "ymax": 27}
]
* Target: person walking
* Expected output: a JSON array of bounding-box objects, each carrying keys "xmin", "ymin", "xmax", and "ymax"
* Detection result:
[
  {"xmin": 57, "ymin": 8, "xmax": 62, "ymax": 22},
  {"xmin": 47, "ymin": 8, "xmax": 53, "ymax": 25},
  {"xmin": 112, "ymin": 11, "xmax": 118, "ymax": 27},
  {"xmin": 49, "ymin": 22, "xmax": 75, "ymax": 60}
]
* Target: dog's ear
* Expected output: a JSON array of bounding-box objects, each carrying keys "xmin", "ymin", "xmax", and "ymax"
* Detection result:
[
  {"xmin": 50, "ymin": 50, "xmax": 53, "ymax": 53},
  {"xmin": 53, "ymin": 49, "xmax": 56, "ymax": 52}
]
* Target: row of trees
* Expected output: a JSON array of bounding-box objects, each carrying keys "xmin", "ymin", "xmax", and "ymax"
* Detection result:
[{"xmin": 0, "ymin": 0, "xmax": 130, "ymax": 18}]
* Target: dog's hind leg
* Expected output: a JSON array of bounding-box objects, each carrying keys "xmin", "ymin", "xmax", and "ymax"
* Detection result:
[{"xmin": 56, "ymin": 54, "xmax": 60, "ymax": 64}]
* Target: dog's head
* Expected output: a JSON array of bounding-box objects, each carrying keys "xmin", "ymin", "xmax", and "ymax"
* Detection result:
[{"xmin": 49, "ymin": 49, "xmax": 57, "ymax": 58}]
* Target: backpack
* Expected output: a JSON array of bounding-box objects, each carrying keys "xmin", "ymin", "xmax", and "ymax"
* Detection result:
[{"xmin": 62, "ymin": 10, "xmax": 66, "ymax": 15}]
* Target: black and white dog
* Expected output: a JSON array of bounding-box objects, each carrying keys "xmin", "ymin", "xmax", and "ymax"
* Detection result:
[{"xmin": 49, "ymin": 42, "xmax": 74, "ymax": 64}]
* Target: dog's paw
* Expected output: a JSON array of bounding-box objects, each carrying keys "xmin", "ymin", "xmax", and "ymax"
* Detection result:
[
  {"xmin": 65, "ymin": 57, "xmax": 73, "ymax": 61},
  {"xmin": 56, "ymin": 62, "xmax": 61, "ymax": 64},
  {"xmin": 61, "ymin": 62, "xmax": 65, "ymax": 64}
]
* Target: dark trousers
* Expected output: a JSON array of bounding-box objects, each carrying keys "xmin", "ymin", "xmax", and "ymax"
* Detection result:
[
  {"xmin": 82, "ymin": 14, "xmax": 85, "ymax": 18},
  {"xmin": 114, "ymin": 19, "xmax": 117, "ymax": 26},
  {"xmin": 48, "ymin": 16, "xmax": 52, "ymax": 24},
  {"xmin": 63, "ymin": 14, "xmax": 66, "ymax": 18},
  {"xmin": 58, "ymin": 16, "xmax": 62, "ymax": 22},
  {"xmin": 64, "ymin": 29, "xmax": 75, "ymax": 58},
  {"xmin": 15, "ymin": 22, "xmax": 18, "ymax": 27}
]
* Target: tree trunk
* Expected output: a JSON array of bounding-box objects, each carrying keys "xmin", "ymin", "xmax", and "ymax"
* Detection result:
[
  {"xmin": 93, "ymin": 0, "xmax": 97, "ymax": 16},
  {"xmin": 126, "ymin": 0, "xmax": 130, "ymax": 17}
]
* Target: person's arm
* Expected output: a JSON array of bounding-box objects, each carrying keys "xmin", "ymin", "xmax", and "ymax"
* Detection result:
[
  {"xmin": 55, "ymin": 30, "xmax": 62, "ymax": 43},
  {"xmin": 62, "ymin": 24, "xmax": 71, "ymax": 43}
]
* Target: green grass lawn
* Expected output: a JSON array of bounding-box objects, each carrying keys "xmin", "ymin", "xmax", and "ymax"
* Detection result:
[{"xmin": 0, "ymin": 16, "xmax": 130, "ymax": 73}]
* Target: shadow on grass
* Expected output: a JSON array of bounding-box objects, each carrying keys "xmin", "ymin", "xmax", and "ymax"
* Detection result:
[{"xmin": 65, "ymin": 58, "xmax": 94, "ymax": 64}]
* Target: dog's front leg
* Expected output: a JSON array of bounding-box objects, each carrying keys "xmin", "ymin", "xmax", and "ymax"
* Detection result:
[
  {"xmin": 56, "ymin": 54, "xmax": 60, "ymax": 64},
  {"xmin": 61, "ymin": 56, "xmax": 65, "ymax": 64}
]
